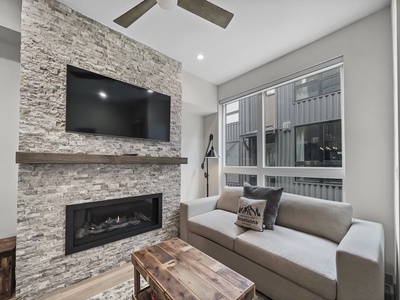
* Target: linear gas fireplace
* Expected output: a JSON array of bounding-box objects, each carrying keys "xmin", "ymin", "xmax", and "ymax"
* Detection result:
[{"xmin": 65, "ymin": 193, "xmax": 162, "ymax": 255}]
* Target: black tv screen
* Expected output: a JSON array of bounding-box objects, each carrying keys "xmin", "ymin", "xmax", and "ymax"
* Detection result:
[{"xmin": 65, "ymin": 65, "xmax": 171, "ymax": 142}]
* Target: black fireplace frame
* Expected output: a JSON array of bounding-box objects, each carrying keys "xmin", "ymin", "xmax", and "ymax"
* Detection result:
[{"xmin": 65, "ymin": 193, "xmax": 162, "ymax": 255}]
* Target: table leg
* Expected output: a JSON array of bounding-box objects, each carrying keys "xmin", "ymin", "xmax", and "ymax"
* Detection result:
[{"xmin": 134, "ymin": 267, "xmax": 140, "ymax": 296}]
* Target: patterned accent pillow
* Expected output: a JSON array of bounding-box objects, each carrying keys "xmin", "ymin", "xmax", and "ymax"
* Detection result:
[
  {"xmin": 243, "ymin": 182, "xmax": 284, "ymax": 230},
  {"xmin": 235, "ymin": 197, "xmax": 267, "ymax": 231}
]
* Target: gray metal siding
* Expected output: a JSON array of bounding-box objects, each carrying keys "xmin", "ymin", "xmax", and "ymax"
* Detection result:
[
  {"xmin": 276, "ymin": 83, "xmax": 341, "ymax": 129},
  {"xmin": 226, "ymin": 122, "xmax": 239, "ymax": 143},
  {"xmin": 276, "ymin": 129, "xmax": 293, "ymax": 167},
  {"xmin": 239, "ymin": 94, "xmax": 260, "ymax": 136},
  {"xmin": 273, "ymin": 176, "xmax": 342, "ymax": 202}
]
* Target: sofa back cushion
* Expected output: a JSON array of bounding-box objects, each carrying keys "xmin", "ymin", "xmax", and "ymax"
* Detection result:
[
  {"xmin": 275, "ymin": 193, "xmax": 353, "ymax": 243},
  {"xmin": 216, "ymin": 186, "xmax": 243, "ymax": 213}
]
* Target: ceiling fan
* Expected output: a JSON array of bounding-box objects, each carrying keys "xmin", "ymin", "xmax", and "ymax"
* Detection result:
[{"xmin": 113, "ymin": 0, "xmax": 234, "ymax": 29}]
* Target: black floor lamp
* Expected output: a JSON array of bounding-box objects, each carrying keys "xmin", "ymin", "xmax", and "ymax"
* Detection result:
[{"xmin": 201, "ymin": 134, "xmax": 219, "ymax": 197}]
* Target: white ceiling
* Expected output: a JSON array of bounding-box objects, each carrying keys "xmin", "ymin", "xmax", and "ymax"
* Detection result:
[{"xmin": 57, "ymin": 0, "xmax": 390, "ymax": 85}]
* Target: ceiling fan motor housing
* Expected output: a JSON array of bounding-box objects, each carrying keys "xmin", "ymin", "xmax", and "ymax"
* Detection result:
[{"xmin": 157, "ymin": 0, "xmax": 177, "ymax": 10}]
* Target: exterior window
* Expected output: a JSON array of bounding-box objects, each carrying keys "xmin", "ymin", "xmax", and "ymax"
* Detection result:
[
  {"xmin": 295, "ymin": 121, "xmax": 342, "ymax": 167},
  {"xmin": 226, "ymin": 101, "xmax": 239, "ymax": 113},
  {"xmin": 295, "ymin": 177, "xmax": 342, "ymax": 185},
  {"xmin": 226, "ymin": 113, "xmax": 239, "ymax": 124},
  {"xmin": 222, "ymin": 64, "xmax": 343, "ymax": 202},
  {"xmin": 226, "ymin": 102, "xmax": 239, "ymax": 124},
  {"xmin": 294, "ymin": 67, "xmax": 340, "ymax": 101},
  {"xmin": 265, "ymin": 133, "xmax": 276, "ymax": 166}
]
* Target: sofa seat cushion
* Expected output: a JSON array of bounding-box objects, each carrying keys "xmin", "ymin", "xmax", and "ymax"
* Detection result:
[
  {"xmin": 235, "ymin": 225, "xmax": 337, "ymax": 300},
  {"xmin": 188, "ymin": 209, "xmax": 248, "ymax": 251}
]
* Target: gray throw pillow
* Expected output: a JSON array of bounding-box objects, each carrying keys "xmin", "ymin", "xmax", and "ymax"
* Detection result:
[
  {"xmin": 235, "ymin": 197, "xmax": 267, "ymax": 232},
  {"xmin": 243, "ymin": 182, "xmax": 284, "ymax": 230}
]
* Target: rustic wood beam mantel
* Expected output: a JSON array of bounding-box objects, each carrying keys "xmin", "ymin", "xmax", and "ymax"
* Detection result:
[{"xmin": 15, "ymin": 152, "xmax": 188, "ymax": 165}]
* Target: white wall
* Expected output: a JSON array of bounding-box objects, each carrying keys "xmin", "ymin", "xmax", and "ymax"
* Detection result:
[
  {"xmin": 181, "ymin": 71, "xmax": 218, "ymax": 200},
  {"xmin": 219, "ymin": 7, "xmax": 395, "ymax": 274},
  {"xmin": 181, "ymin": 109, "xmax": 219, "ymax": 199},
  {"xmin": 0, "ymin": 39, "xmax": 20, "ymax": 239},
  {"xmin": 0, "ymin": 0, "xmax": 22, "ymax": 32},
  {"xmin": 181, "ymin": 104, "xmax": 204, "ymax": 201},
  {"xmin": 182, "ymin": 71, "xmax": 217, "ymax": 115},
  {"xmin": 392, "ymin": 0, "xmax": 400, "ymax": 293}
]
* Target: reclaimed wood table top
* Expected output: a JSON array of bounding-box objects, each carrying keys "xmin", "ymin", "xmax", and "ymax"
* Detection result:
[
  {"xmin": 0, "ymin": 236, "xmax": 16, "ymax": 253},
  {"xmin": 131, "ymin": 238, "xmax": 255, "ymax": 300}
]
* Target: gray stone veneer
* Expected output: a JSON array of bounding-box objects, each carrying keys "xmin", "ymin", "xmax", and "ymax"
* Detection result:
[{"xmin": 17, "ymin": 0, "xmax": 182, "ymax": 299}]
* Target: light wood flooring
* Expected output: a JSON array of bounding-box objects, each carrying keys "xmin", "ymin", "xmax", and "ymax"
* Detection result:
[
  {"xmin": 10, "ymin": 262, "xmax": 270, "ymax": 300},
  {"xmin": 42, "ymin": 263, "xmax": 133, "ymax": 300}
]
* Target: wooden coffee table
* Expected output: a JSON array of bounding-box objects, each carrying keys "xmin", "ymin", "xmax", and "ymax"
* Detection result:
[{"xmin": 131, "ymin": 238, "xmax": 255, "ymax": 300}]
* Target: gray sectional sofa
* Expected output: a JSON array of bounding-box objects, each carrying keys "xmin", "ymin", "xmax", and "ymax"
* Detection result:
[{"xmin": 179, "ymin": 186, "xmax": 385, "ymax": 300}]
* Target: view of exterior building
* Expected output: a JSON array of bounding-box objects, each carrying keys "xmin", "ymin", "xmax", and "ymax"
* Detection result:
[{"xmin": 224, "ymin": 66, "xmax": 343, "ymax": 201}]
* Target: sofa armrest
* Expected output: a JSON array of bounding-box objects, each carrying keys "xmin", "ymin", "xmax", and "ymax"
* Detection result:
[
  {"xmin": 179, "ymin": 195, "xmax": 220, "ymax": 242},
  {"xmin": 336, "ymin": 219, "xmax": 385, "ymax": 300}
]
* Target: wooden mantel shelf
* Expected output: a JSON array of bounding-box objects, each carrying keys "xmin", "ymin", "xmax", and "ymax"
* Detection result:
[{"xmin": 15, "ymin": 152, "xmax": 188, "ymax": 165}]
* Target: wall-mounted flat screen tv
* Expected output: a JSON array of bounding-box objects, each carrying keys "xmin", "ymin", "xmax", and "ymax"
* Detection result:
[{"xmin": 66, "ymin": 65, "xmax": 171, "ymax": 142}]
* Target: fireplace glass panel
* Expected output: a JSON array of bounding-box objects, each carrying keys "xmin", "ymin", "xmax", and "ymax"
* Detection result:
[{"xmin": 66, "ymin": 193, "xmax": 162, "ymax": 255}]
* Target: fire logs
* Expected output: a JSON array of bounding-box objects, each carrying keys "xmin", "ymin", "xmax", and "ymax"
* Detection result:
[{"xmin": 75, "ymin": 212, "xmax": 151, "ymax": 239}]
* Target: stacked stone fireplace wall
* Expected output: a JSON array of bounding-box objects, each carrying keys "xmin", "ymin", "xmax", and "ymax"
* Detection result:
[{"xmin": 17, "ymin": 0, "xmax": 182, "ymax": 299}]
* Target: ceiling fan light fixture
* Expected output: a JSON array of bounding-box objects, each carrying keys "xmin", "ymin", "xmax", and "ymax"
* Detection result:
[{"xmin": 156, "ymin": 0, "xmax": 177, "ymax": 10}]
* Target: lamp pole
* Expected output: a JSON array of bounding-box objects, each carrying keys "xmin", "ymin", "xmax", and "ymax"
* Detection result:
[
  {"xmin": 201, "ymin": 134, "xmax": 219, "ymax": 197},
  {"xmin": 206, "ymin": 156, "xmax": 210, "ymax": 197}
]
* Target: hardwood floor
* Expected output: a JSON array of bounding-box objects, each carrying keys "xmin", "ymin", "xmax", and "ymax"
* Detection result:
[
  {"xmin": 42, "ymin": 263, "xmax": 133, "ymax": 300},
  {"xmin": 9, "ymin": 262, "xmax": 271, "ymax": 300}
]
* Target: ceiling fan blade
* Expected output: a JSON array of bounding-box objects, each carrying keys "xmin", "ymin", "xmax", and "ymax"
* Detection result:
[
  {"xmin": 177, "ymin": 0, "xmax": 234, "ymax": 29},
  {"xmin": 113, "ymin": 0, "xmax": 157, "ymax": 28}
]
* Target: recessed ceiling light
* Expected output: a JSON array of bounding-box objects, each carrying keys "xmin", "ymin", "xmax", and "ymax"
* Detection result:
[
  {"xmin": 197, "ymin": 54, "xmax": 204, "ymax": 60},
  {"xmin": 99, "ymin": 91, "xmax": 107, "ymax": 99}
]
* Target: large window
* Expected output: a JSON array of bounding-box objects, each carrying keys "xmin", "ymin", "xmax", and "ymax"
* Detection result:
[{"xmin": 222, "ymin": 64, "xmax": 344, "ymax": 201}]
